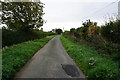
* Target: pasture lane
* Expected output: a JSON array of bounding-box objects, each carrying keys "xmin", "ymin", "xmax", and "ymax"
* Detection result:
[{"xmin": 15, "ymin": 36, "xmax": 86, "ymax": 78}]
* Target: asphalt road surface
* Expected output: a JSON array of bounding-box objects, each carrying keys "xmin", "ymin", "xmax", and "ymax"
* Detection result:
[{"xmin": 15, "ymin": 36, "xmax": 86, "ymax": 78}]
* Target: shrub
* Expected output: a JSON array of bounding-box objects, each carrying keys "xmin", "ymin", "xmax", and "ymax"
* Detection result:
[
  {"xmin": 2, "ymin": 29, "xmax": 55, "ymax": 47},
  {"xmin": 101, "ymin": 20, "xmax": 120, "ymax": 44},
  {"xmin": 60, "ymin": 36, "xmax": 119, "ymax": 80}
]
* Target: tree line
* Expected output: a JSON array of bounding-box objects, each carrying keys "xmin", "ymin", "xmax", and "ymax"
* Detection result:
[{"xmin": 1, "ymin": 1, "xmax": 56, "ymax": 47}]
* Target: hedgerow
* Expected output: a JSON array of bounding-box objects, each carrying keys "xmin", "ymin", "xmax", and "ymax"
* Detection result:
[
  {"xmin": 60, "ymin": 36, "xmax": 119, "ymax": 80},
  {"xmin": 2, "ymin": 35, "xmax": 55, "ymax": 80}
]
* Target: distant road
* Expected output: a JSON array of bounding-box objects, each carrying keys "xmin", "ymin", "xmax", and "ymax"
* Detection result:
[{"xmin": 15, "ymin": 36, "xmax": 86, "ymax": 78}]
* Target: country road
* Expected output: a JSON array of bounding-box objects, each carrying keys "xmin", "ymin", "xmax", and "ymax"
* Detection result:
[{"xmin": 15, "ymin": 36, "xmax": 86, "ymax": 78}]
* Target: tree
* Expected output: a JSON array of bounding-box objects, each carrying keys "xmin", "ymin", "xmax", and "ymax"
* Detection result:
[
  {"xmin": 2, "ymin": 1, "xmax": 44, "ymax": 31},
  {"xmin": 56, "ymin": 28, "xmax": 63, "ymax": 34},
  {"xmin": 82, "ymin": 19, "xmax": 93, "ymax": 28},
  {"xmin": 70, "ymin": 28, "xmax": 75, "ymax": 34}
]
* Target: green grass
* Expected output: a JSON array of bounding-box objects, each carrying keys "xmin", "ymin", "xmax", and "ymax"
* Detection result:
[
  {"xmin": 2, "ymin": 35, "xmax": 55, "ymax": 80},
  {"xmin": 60, "ymin": 36, "xmax": 119, "ymax": 80}
]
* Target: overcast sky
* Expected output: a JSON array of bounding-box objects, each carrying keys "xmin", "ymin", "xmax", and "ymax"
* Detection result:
[
  {"xmin": 0, "ymin": 0, "xmax": 119, "ymax": 31},
  {"xmin": 40, "ymin": 0, "xmax": 119, "ymax": 31}
]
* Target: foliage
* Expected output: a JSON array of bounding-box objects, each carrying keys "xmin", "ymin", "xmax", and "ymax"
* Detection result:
[
  {"xmin": 2, "ymin": 35, "xmax": 55, "ymax": 80},
  {"xmin": 82, "ymin": 19, "xmax": 93, "ymax": 28},
  {"xmin": 68, "ymin": 20, "xmax": 97, "ymax": 41},
  {"xmin": 70, "ymin": 28, "xmax": 75, "ymax": 34},
  {"xmin": 74, "ymin": 27, "xmax": 88, "ymax": 40},
  {"xmin": 88, "ymin": 24, "xmax": 100, "ymax": 37},
  {"xmin": 63, "ymin": 19, "xmax": 120, "ymax": 63},
  {"xmin": 101, "ymin": 20, "xmax": 120, "ymax": 44},
  {"xmin": 60, "ymin": 36, "xmax": 119, "ymax": 80},
  {"xmin": 2, "ymin": 1, "xmax": 44, "ymax": 31},
  {"xmin": 101, "ymin": 42, "xmax": 120, "ymax": 61},
  {"xmin": 55, "ymin": 28, "xmax": 63, "ymax": 34},
  {"xmin": 2, "ymin": 28, "xmax": 56, "ymax": 47},
  {"xmin": 63, "ymin": 31, "xmax": 69, "ymax": 34},
  {"xmin": 63, "ymin": 31, "xmax": 75, "ymax": 42}
]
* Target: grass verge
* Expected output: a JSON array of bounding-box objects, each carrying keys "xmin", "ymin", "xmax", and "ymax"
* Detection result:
[
  {"xmin": 60, "ymin": 36, "xmax": 119, "ymax": 80},
  {"xmin": 2, "ymin": 35, "xmax": 55, "ymax": 80}
]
